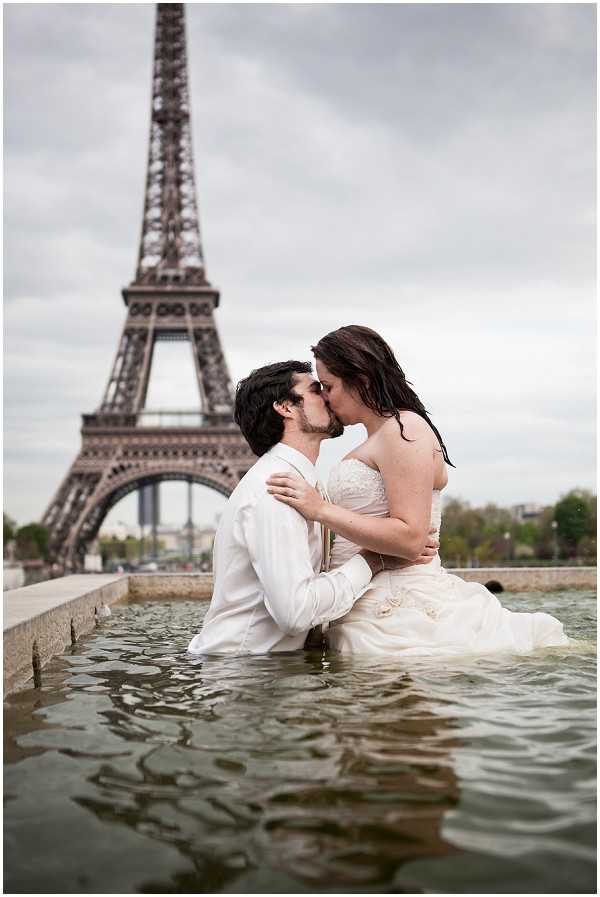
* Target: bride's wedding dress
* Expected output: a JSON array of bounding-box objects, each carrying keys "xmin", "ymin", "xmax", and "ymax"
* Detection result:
[{"xmin": 327, "ymin": 459, "xmax": 569, "ymax": 656}]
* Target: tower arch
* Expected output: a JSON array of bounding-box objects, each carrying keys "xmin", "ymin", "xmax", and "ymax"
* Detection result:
[{"xmin": 63, "ymin": 466, "xmax": 235, "ymax": 570}]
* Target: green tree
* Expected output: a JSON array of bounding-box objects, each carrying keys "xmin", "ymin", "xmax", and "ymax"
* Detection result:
[
  {"xmin": 125, "ymin": 536, "xmax": 141, "ymax": 562},
  {"xmin": 577, "ymin": 535, "xmax": 597, "ymax": 563},
  {"xmin": 473, "ymin": 539, "xmax": 501, "ymax": 565},
  {"xmin": 554, "ymin": 491, "xmax": 594, "ymax": 556},
  {"xmin": 438, "ymin": 491, "xmax": 596, "ymax": 566},
  {"xmin": 534, "ymin": 506, "xmax": 557, "ymax": 560},
  {"xmin": 4, "ymin": 513, "xmax": 16, "ymax": 544},
  {"xmin": 100, "ymin": 536, "xmax": 127, "ymax": 565},
  {"xmin": 440, "ymin": 499, "xmax": 480, "ymax": 552},
  {"xmin": 15, "ymin": 523, "xmax": 49, "ymax": 561},
  {"xmin": 439, "ymin": 534, "xmax": 470, "ymax": 567},
  {"xmin": 514, "ymin": 521, "xmax": 538, "ymax": 546},
  {"xmin": 480, "ymin": 503, "xmax": 514, "ymax": 541}
]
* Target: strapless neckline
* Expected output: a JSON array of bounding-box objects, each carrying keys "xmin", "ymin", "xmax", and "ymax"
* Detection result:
[
  {"xmin": 340, "ymin": 457, "xmax": 378, "ymax": 472},
  {"xmin": 336, "ymin": 457, "xmax": 442, "ymax": 495}
]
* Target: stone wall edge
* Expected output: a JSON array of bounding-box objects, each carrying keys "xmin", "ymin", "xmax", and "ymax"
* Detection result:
[{"xmin": 3, "ymin": 577, "xmax": 130, "ymax": 697}]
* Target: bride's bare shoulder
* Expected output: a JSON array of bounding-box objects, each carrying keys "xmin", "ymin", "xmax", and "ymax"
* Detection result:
[{"xmin": 379, "ymin": 411, "xmax": 432, "ymax": 443}]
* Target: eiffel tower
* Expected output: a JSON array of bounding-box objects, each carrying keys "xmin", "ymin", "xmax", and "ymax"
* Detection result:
[{"xmin": 43, "ymin": 3, "xmax": 255, "ymax": 571}]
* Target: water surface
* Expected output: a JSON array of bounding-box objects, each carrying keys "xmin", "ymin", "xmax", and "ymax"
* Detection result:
[{"xmin": 4, "ymin": 590, "xmax": 596, "ymax": 893}]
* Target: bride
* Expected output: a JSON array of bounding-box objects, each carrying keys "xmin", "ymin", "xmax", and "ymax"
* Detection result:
[{"xmin": 267, "ymin": 325, "xmax": 569, "ymax": 656}]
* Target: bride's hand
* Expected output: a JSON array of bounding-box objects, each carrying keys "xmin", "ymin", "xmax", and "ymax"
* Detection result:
[{"xmin": 266, "ymin": 474, "xmax": 325, "ymax": 522}]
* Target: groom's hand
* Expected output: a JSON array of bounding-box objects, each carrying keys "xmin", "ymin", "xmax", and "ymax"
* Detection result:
[
  {"xmin": 411, "ymin": 528, "xmax": 440, "ymax": 565},
  {"xmin": 360, "ymin": 551, "xmax": 387, "ymax": 576}
]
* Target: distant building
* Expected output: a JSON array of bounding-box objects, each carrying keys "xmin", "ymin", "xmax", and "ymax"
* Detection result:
[
  {"xmin": 511, "ymin": 503, "xmax": 543, "ymax": 523},
  {"xmin": 176, "ymin": 526, "xmax": 216, "ymax": 555},
  {"xmin": 154, "ymin": 527, "xmax": 179, "ymax": 551},
  {"xmin": 99, "ymin": 520, "xmax": 139, "ymax": 540},
  {"xmin": 99, "ymin": 520, "xmax": 216, "ymax": 557}
]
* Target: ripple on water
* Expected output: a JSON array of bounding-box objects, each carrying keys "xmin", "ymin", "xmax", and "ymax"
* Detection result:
[{"xmin": 3, "ymin": 590, "xmax": 596, "ymax": 893}]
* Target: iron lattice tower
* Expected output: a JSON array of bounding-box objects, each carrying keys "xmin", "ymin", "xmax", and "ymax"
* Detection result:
[{"xmin": 43, "ymin": 4, "xmax": 255, "ymax": 570}]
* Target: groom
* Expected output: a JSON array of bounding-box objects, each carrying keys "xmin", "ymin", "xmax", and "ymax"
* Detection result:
[{"xmin": 187, "ymin": 360, "xmax": 431, "ymax": 655}]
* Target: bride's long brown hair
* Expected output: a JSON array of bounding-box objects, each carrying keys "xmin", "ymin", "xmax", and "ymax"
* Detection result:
[{"xmin": 312, "ymin": 324, "xmax": 454, "ymax": 467}]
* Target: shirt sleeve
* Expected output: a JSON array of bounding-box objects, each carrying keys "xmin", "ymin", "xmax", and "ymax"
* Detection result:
[{"xmin": 243, "ymin": 490, "xmax": 373, "ymax": 637}]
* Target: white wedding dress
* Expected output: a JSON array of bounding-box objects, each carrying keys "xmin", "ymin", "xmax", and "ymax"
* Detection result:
[{"xmin": 326, "ymin": 459, "xmax": 569, "ymax": 656}]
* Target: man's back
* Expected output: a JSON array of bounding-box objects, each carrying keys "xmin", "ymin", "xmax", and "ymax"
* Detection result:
[
  {"xmin": 187, "ymin": 443, "xmax": 372, "ymax": 655},
  {"xmin": 189, "ymin": 445, "xmax": 321, "ymax": 654}
]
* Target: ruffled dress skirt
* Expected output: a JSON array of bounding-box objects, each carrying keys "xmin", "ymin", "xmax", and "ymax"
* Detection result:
[{"xmin": 327, "ymin": 557, "xmax": 569, "ymax": 657}]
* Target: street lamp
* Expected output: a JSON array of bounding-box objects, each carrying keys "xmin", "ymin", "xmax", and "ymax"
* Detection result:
[
  {"xmin": 503, "ymin": 531, "xmax": 511, "ymax": 564},
  {"xmin": 551, "ymin": 520, "xmax": 559, "ymax": 563}
]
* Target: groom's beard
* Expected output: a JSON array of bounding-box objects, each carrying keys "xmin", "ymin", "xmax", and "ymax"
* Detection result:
[{"xmin": 298, "ymin": 407, "xmax": 344, "ymax": 439}]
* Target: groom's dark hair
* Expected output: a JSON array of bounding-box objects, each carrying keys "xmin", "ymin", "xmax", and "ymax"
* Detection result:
[{"xmin": 234, "ymin": 361, "xmax": 313, "ymax": 456}]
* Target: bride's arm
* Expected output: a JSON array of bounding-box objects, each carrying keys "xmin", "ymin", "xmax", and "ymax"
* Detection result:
[{"xmin": 267, "ymin": 420, "xmax": 435, "ymax": 561}]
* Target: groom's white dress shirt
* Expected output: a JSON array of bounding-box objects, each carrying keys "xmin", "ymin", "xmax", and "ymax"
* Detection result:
[{"xmin": 187, "ymin": 442, "xmax": 373, "ymax": 654}]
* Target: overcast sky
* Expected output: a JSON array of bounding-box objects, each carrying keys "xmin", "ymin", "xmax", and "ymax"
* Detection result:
[{"xmin": 4, "ymin": 3, "xmax": 596, "ymax": 531}]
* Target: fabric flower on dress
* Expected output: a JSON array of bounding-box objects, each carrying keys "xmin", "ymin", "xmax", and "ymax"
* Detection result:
[
  {"xmin": 389, "ymin": 588, "xmax": 419, "ymax": 609},
  {"xmin": 374, "ymin": 602, "xmax": 393, "ymax": 618},
  {"xmin": 388, "ymin": 585, "xmax": 442, "ymax": 621}
]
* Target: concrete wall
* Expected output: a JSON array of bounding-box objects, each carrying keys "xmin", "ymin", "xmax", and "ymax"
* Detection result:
[
  {"xmin": 4, "ymin": 575, "xmax": 129, "ymax": 696},
  {"xmin": 145, "ymin": 568, "xmax": 595, "ymax": 593},
  {"xmin": 128, "ymin": 573, "xmax": 213, "ymax": 601},
  {"xmin": 453, "ymin": 566, "xmax": 597, "ymax": 592}
]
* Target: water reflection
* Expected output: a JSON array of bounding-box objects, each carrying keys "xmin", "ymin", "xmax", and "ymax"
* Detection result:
[
  {"xmin": 181, "ymin": 654, "xmax": 462, "ymax": 888},
  {"xmin": 3, "ymin": 594, "xmax": 596, "ymax": 894}
]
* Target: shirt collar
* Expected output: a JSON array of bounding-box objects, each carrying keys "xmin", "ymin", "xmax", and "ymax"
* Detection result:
[{"xmin": 269, "ymin": 442, "xmax": 318, "ymax": 487}]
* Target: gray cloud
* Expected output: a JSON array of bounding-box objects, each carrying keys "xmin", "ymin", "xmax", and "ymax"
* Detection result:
[{"xmin": 4, "ymin": 3, "xmax": 595, "ymax": 527}]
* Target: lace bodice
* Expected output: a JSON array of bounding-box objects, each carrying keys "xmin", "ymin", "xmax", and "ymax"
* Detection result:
[{"xmin": 327, "ymin": 458, "xmax": 442, "ymax": 569}]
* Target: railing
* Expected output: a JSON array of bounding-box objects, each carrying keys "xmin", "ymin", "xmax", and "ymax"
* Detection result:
[
  {"xmin": 444, "ymin": 558, "xmax": 597, "ymax": 569},
  {"xmin": 138, "ymin": 411, "xmax": 210, "ymax": 428},
  {"xmin": 83, "ymin": 411, "xmax": 234, "ymax": 429}
]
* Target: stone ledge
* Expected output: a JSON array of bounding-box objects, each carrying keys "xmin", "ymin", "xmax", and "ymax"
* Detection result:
[
  {"xmin": 130, "ymin": 568, "xmax": 595, "ymax": 594},
  {"xmin": 3, "ymin": 573, "xmax": 213, "ymax": 697},
  {"xmin": 3, "ymin": 574, "xmax": 129, "ymax": 697},
  {"xmin": 452, "ymin": 566, "xmax": 597, "ymax": 592},
  {"xmin": 128, "ymin": 573, "xmax": 213, "ymax": 600}
]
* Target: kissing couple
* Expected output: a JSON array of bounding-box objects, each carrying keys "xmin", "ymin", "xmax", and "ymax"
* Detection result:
[{"xmin": 188, "ymin": 325, "xmax": 568, "ymax": 657}]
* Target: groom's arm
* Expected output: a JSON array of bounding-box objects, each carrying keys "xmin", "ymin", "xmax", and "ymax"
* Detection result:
[{"xmin": 244, "ymin": 492, "xmax": 375, "ymax": 637}]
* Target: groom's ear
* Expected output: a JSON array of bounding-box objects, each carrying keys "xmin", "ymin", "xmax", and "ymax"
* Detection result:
[{"xmin": 273, "ymin": 400, "xmax": 290, "ymax": 419}]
